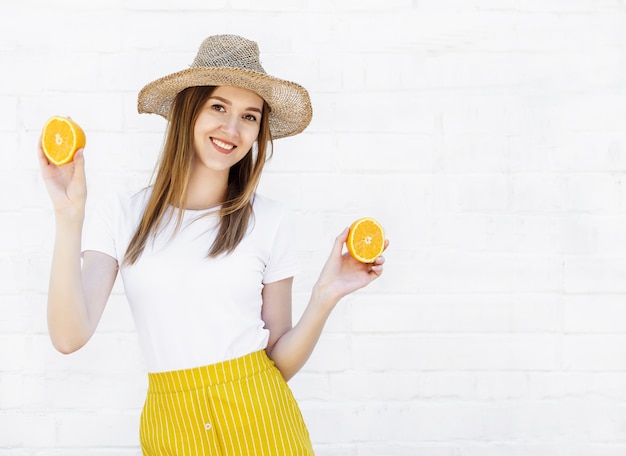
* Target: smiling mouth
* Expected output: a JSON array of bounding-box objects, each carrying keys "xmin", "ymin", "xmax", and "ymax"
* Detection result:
[{"xmin": 211, "ymin": 138, "xmax": 236, "ymax": 151}]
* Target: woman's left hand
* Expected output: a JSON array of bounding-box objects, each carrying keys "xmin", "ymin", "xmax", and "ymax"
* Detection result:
[
  {"xmin": 314, "ymin": 227, "xmax": 389, "ymax": 306},
  {"xmin": 267, "ymin": 227, "xmax": 388, "ymax": 380}
]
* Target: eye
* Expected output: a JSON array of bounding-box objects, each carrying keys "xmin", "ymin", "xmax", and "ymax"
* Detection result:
[
  {"xmin": 244, "ymin": 114, "xmax": 258, "ymax": 122},
  {"xmin": 211, "ymin": 104, "xmax": 225, "ymax": 112}
]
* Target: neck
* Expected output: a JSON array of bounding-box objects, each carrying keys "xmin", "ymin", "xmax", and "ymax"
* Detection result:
[{"xmin": 185, "ymin": 165, "xmax": 229, "ymax": 210}]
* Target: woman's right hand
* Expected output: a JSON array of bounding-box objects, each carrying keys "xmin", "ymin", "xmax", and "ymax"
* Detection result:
[{"xmin": 38, "ymin": 137, "xmax": 87, "ymax": 219}]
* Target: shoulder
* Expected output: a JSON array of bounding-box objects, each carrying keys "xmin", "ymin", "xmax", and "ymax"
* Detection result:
[
  {"xmin": 90, "ymin": 186, "xmax": 151, "ymax": 223},
  {"xmin": 110, "ymin": 187, "xmax": 151, "ymax": 213},
  {"xmin": 127, "ymin": 187, "xmax": 152, "ymax": 213},
  {"xmin": 251, "ymin": 193, "xmax": 289, "ymax": 217},
  {"xmin": 251, "ymin": 193, "xmax": 294, "ymax": 228},
  {"xmin": 250, "ymin": 193, "xmax": 296, "ymax": 238}
]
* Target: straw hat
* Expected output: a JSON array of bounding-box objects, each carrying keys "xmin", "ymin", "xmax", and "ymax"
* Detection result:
[{"xmin": 137, "ymin": 34, "xmax": 312, "ymax": 139}]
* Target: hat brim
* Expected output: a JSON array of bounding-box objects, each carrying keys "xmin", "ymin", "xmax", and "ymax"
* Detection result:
[{"xmin": 137, "ymin": 67, "xmax": 312, "ymax": 139}]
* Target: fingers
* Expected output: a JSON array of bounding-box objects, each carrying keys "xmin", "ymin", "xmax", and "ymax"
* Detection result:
[
  {"xmin": 371, "ymin": 253, "xmax": 385, "ymax": 274},
  {"xmin": 368, "ymin": 241, "xmax": 388, "ymax": 276},
  {"xmin": 372, "ymin": 239, "xmax": 389, "ymax": 270},
  {"xmin": 369, "ymin": 239, "xmax": 388, "ymax": 265},
  {"xmin": 370, "ymin": 264, "xmax": 384, "ymax": 276},
  {"xmin": 332, "ymin": 227, "xmax": 349, "ymax": 256}
]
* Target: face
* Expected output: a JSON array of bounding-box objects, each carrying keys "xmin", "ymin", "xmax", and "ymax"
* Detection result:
[{"xmin": 192, "ymin": 85, "xmax": 264, "ymax": 175}]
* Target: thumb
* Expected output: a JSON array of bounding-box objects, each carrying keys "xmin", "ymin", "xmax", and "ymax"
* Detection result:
[
  {"xmin": 73, "ymin": 148, "xmax": 85, "ymax": 165},
  {"xmin": 332, "ymin": 227, "xmax": 349, "ymax": 256},
  {"xmin": 73, "ymin": 148, "xmax": 87, "ymax": 181}
]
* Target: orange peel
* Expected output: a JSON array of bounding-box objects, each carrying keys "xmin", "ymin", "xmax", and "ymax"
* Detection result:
[
  {"xmin": 346, "ymin": 217, "xmax": 385, "ymax": 263},
  {"xmin": 41, "ymin": 116, "xmax": 86, "ymax": 166}
]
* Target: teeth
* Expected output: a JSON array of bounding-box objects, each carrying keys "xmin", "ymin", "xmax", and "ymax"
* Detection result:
[{"xmin": 212, "ymin": 138, "xmax": 234, "ymax": 150}]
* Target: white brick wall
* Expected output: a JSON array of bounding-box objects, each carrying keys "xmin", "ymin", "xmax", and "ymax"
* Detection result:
[{"xmin": 2, "ymin": 0, "xmax": 626, "ymax": 454}]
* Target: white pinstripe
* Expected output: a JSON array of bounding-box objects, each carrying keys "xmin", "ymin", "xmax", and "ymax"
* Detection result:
[{"xmin": 140, "ymin": 350, "xmax": 314, "ymax": 455}]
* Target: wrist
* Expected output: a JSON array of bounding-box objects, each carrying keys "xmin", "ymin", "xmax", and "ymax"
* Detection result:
[
  {"xmin": 54, "ymin": 208, "xmax": 85, "ymax": 229},
  {"xmin": 311, "ymin": 281, "xmax": 341, "ymax": 313}
]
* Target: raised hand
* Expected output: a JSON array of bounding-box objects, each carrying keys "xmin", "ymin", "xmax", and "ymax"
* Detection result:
[
  {"xmin": 38, "ymin": 137, "xmax": 87, "ymax": 219},
  {"xmin": 314, "ymin": 227, "xmax": 389, "ymax": 305}
]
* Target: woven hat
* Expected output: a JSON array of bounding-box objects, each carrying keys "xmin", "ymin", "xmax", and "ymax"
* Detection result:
[{"xmin": 137, "ymin": 34, "xmax": 312, "ymax": 139}]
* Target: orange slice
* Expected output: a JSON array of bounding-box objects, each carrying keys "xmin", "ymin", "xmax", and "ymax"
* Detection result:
[
  {"xmin": 41, "ymin": 116, "xmax": 86, "ymax": 166},
  {"xmin": 346, "ymin": 217, "xmax": 385, "ymax": 263}
]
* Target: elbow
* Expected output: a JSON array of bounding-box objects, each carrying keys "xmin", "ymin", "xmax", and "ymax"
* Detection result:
[
  {"xmin": 54, "ymin": 344, "xmax": 81, "ymax": 355},
  {"xmin": 50, "ymin": 335, "xmax": 87, "ymax": 355},
  {"xmin": 53, "ymin": 342, "xmax": 83, "ymax": 355},
  {"xmin": 280, "ymin": 370, "xmax": 295, "ymax": 383},
  {"xmin": 47, "ymin": 315, "xmax": 92, "ymax": 354},
  {"xmin": 265, "ymin": 349, "xmax": 295, "ymax": 382}
]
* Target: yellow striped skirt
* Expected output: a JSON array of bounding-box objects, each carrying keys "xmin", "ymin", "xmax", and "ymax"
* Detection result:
[{"xmin": 140, "ymin": 350, "xmax": 314, "ymax": 455}]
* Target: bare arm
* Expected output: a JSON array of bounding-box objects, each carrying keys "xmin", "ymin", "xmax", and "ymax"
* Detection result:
[
  {"xmin": 263, "ymin": 228, "xmax": 388, "ymax": 381},
  {"xmin": 47, "ymin": 245, "xmax": 118, "ymax": 353},
  {"xmin": 39, "ymin": 140, "xmax": 118, "ymax": 353}
]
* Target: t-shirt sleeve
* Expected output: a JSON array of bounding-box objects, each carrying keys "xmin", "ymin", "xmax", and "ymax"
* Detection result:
[
  {"xmin": 82, "ymin": 193, "xmax": 120, "ymax": 261},
  {"xmin": 262, "ymin": 206, "xmax": 299, "ymax": 284}
]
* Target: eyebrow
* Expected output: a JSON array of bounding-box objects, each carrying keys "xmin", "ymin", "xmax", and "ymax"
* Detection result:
[{"xmin": 210, "ymin": 95, "xmax": 263, "ymax": 114}]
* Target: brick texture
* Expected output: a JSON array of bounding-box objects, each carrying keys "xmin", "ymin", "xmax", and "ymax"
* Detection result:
[{"xmin": 2, "ymin": 0, "xmax": 626, "ymax": 454}]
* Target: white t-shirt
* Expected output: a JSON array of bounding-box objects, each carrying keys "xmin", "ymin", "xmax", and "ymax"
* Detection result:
[{"xmin": 82, "ymin": 187, "xmax": 298, "ymax": 373}]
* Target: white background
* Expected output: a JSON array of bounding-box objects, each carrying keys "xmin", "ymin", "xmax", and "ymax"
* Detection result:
[{"xmin": 2, "ymin": 0, "xmax": 626, "ymax": 454}]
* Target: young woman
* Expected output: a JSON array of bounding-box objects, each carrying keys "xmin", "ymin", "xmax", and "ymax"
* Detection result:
[{"xmin": 39, "ymin": 34, "xmax": 387, "ymax": 455}]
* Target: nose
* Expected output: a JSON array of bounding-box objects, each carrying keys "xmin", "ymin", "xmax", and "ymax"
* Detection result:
[{"xmin": 220, "ymin": 114, "xmax": 240, "ymax": 138}]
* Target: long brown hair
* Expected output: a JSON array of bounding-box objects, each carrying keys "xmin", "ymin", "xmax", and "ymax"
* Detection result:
[{"xmin": 123, "ymin": 86, "xmax": 273, "ymax": 265}]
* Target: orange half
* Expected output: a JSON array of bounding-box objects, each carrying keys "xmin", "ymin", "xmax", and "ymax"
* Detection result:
[
  {"xmin": 346, "ymin": 217, "xmax": 385, "ymax": 263},
  {"xmin": 41, "ymin": 116, "xmax": 86, "ymax": 166}
]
